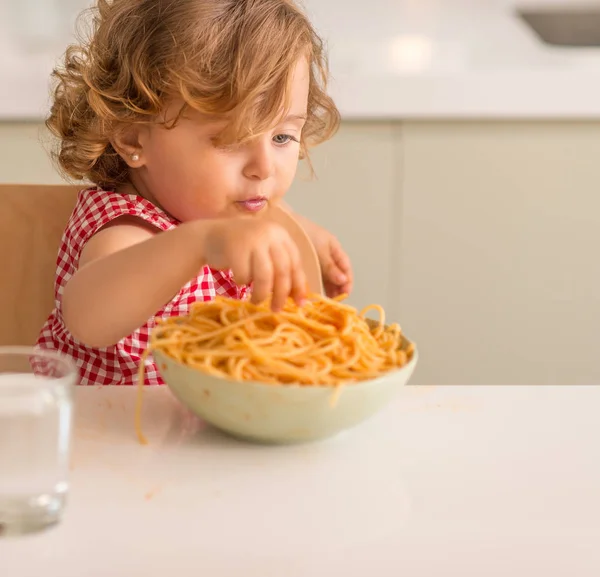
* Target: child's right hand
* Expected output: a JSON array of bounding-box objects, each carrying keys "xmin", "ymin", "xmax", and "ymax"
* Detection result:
[{"xmin": 203, "ymin": 218, "xmax": 307, "ymax": 311}]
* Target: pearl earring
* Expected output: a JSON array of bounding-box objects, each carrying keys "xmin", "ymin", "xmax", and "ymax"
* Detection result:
[{"xmin": 131, "ymin": 153, "xmax": 140, "ymax": 162}]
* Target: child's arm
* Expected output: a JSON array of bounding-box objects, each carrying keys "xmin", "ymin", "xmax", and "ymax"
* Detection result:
[{"xmin": 62, "ymin": 216, "xmax": 306, "ymax": 348}]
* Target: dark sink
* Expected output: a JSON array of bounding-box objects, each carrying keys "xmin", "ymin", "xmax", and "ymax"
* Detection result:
[{"xmin": 517, "ymin": 8, "xmax": 600, "ymax": 46}]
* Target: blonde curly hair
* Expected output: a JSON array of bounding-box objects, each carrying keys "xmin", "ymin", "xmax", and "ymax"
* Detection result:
[{"xmin": 47, "ymin": 0, "xmax": 340, "ymax": 188}]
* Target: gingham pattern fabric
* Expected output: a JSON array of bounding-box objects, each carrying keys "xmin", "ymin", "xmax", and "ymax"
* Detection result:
[{"xmin": 36, "ymin": 188, "xmax": 248, "ymax": 386}]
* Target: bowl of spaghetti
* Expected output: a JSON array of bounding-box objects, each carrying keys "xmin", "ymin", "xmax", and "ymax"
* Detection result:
[{"xmin": 138, "ymin": 294, "xmax": 417, "ymax": 444}]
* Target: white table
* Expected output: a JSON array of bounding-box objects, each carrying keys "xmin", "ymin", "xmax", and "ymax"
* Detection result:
[{"xmin": 2, "ymin": 385, "xmax": 600, "ymax": 576}]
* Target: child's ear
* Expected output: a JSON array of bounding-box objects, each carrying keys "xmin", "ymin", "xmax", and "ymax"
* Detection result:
[{"xmin": 111, "ymin": 126, "xmax": 146, "ymax": 168}]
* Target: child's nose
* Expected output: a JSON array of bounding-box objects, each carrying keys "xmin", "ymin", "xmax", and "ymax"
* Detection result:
[{"xmin": 243, "ymin": 139, "xmax": 275, "ymax": 181}]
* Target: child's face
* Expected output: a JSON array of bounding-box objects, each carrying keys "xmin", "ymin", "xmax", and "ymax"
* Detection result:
[{"xmin": 129, "ymin": 56, "xmax": 310, "ymax": 222}]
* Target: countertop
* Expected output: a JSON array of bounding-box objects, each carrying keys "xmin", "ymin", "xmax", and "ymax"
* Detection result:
[
  {"xmin": 2, "ymin": 384, "xmax": 600, "ymax": 576},
  {"xmin": 5, "ymin": 0, "xmax": 600, "ymax": 119}
]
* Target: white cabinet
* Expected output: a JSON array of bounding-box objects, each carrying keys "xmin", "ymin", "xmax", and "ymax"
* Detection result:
[
  {"xmin": 0, "ymin": 123, "xmax": 62, "ymax": 184},
  {"xmin": 397, "ymin": 121, "xmax": 600, "ymax": 385},
  {"xmin": 287, "ymin": 123, "xmax": 398, "ymax": 313}
]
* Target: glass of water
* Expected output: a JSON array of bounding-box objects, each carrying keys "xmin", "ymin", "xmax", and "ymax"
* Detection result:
[{"xmin": 0, "ymin": 347, "xmax": 76, "ymax": 536}]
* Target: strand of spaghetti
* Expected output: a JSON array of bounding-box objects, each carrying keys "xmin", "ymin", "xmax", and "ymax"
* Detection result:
[
  {"xmin": 359, "ymin": 304, "xmax": 385, "ymax": 337},
  {"xmin": 329, "ymin": 385, "xmax": 344, "ymax": 408},
  {"xmin": 232, "ymin": 334, "xmax": 340, "ymax": 382},
  {"xmin": 160, "ymin": 311, "xmax": 275, "ymax": 343},
  {"xmin": 332, "ymin": 293, "xmax": 349, "ymax": 301},
  {"xmin": 135, "ymin": 349, "xmax": 150, "ymax": 445},
  {"xmin": 225, "ymin": 322, "xmax": 311, "ymax": 349},
  {"xmin": 232, "ymin": 357, "xmax": 249, "ymax": 381},
  {"xmin": 328, "ymin": 340, "xmax": 362, "ymax": 373},
  {"xmin": 277, "ymin": 312, "xmax": 338, "ymax": 336}
]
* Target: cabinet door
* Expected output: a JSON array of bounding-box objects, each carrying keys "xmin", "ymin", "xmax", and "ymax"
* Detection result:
[
  {"xmin": 0, "ymin": 123, "xmax": 64, "ymax": 184},
  {"xmin": 287, "ymin": 123, "xmax": 398, "ymax": 313},
  {"xmin": 397, "ymin": 122, "xmax": 600, "ymax": 385}
]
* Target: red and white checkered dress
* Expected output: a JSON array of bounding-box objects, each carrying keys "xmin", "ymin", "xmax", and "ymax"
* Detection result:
[{"xmin": 36, "ymin": 188, "xmax": 249, "ymax": 386}]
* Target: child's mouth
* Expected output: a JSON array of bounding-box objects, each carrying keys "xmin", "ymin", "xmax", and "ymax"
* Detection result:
[{"xmin": 236, "ymin": 197, "xmax": 267, "ymax": 213}]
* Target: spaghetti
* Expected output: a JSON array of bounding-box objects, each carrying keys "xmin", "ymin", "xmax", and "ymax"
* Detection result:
[{"xmin": 135, "ymin": 294, "xmax": 414, "ymax": 444}]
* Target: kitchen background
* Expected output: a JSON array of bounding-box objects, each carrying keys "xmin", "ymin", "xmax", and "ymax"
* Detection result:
[{"xmin": 2, "ymin": 0, "xmax": 600, "ymax": 386}]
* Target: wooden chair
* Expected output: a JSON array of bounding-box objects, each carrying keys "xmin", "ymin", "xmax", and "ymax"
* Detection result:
[{"xmin": 0, "ymin": 184, "xmax": 80, "ymax": 346}]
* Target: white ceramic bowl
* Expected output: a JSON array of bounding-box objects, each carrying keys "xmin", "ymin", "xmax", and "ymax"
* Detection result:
[{"xmin": 154, "ymin": 335, "xmax": 418, "ymax": 444}]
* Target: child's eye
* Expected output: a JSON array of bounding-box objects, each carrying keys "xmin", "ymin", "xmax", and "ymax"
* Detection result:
[{"xmin": 273, "ymin": 134, "xmax": 299, "ymax": 146}]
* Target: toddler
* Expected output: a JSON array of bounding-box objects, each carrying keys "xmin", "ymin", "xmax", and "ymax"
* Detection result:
[{"xmin": 37, "ymin": 0, "xmax": 352, "ymax": 386}]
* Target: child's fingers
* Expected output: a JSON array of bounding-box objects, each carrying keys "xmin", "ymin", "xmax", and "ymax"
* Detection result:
[
  {"xmin": 250, "ymin": 249, "xmax": 273, "ymax": 305},
  {"xmin": 333, "ymin": 272, "xmax": 353, "ymax": 296},
  {"xmin": 269, "ymin": 244, "xmax": 292, "ymax": 312},
  {"xmin": 331, "ymin": 241, "xmax": 352, "ymax": 281},
  {"xmin": 287, "ymin": 241, "xmax": 307, "ymax": 306},
  {"xmin": 229, "ymin": 252, "xmax": 252, "ymax": 287},
  {"xmin": 324, "ymin": 280, "xmax": 348, "ymax": 299},
  {"xmin": 328, "ymin": 243, "xmax": 353, "ymax": 294},
  {"xmin": 322, "ymin": 257, "xmax": 347, "ymax": 287},
  {"xmin": 316, "ymin": 240, "xmax": 347, "ymax": 286}
]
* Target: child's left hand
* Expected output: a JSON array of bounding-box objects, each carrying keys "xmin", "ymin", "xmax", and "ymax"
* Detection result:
[
  {"xmin": 280, "ymin": 204, "xmax": 353, "ymax": 297},
  {"xmin": 310, "ymin": 226, "xmax": 353, "ymax": 298},
  {"xmin": 292, "ymin": 219, "xmax": 352, "ymax": 298}
]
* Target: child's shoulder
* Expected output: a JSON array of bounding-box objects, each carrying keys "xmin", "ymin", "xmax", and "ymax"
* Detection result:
[
  {"xmin": 69, "ymin": 187, "xmax": 178, "ymax": 235},
  {"xmin": 75, "ymin": 186, "xmax": 149, "ymax": 212}
]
